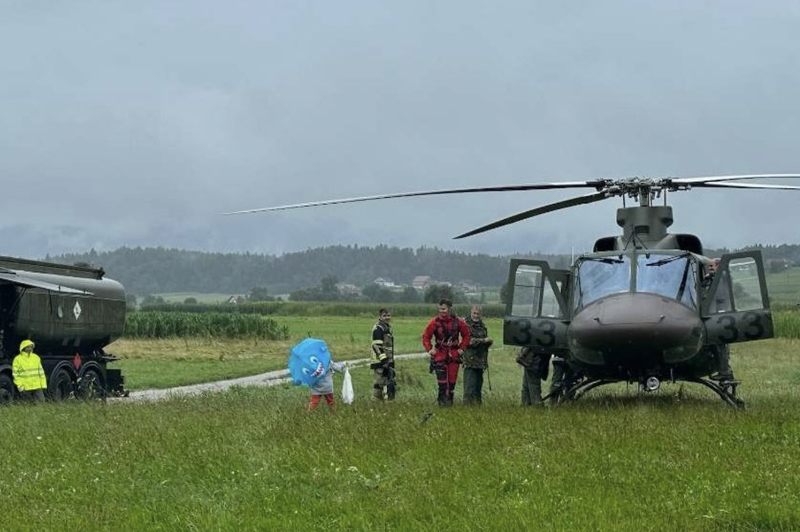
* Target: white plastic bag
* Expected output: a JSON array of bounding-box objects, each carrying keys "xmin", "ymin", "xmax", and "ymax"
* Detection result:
[{"xmin": 342, "ymin": 367, "xmax": 355, "ymax": 404}]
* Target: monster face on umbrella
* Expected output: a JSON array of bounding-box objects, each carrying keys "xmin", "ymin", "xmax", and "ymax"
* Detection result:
[{"xmin": 288, "ymin": 338, "xmax": 332, "ymax": 387}]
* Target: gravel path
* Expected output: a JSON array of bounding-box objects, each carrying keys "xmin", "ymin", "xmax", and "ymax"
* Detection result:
[{"xmin": 113, "ymin": 352, "xmax": 427, "ymax": 403}]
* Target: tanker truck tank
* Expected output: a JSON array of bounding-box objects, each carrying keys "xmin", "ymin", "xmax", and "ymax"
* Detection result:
[{"xmin": 0, "ymin": 255, "xmax": 128, "ymax": 402}]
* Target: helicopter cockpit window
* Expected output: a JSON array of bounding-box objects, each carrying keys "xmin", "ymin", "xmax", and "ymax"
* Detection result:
[
  {"xmin": 510, "ymin": 264, "xmax": 563, "ymax": 318},
  {"xmin": 511, "ymin": 265, "xmax": 540, "ymax": 318},
  {"xmin": 540, "ymin": 279, "xmax": 562, "ymax": 317},
  {"xmin": 709, "ymin": 269, "xmax": 734, "ymax": 313},
  {"xmin": 573, "ymin": 256, "xmax": 630, "ymax": 310},
  {"xmin": 725, "ymin": 257, "xmax": 764, "ymax": 311},
  {"xmin": 638, "ymin": 253, "xmax": 698, "ymax": 309}
]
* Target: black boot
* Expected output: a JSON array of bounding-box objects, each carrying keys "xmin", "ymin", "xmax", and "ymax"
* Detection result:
[
  {"xmin": 437, "ymin": 384, "xmax": 448, "ymax": 407},
  {"xmin": 387, "ymin": 381, "xmax": 396, "ymax": 400}
]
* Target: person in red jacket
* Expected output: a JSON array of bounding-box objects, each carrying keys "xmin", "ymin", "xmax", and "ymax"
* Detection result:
[{"xmin": 422, "ymin": 298, "xmax": 471, "ymax": 407}]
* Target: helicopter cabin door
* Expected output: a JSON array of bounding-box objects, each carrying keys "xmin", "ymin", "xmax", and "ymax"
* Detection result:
[
  {"xmin": 503, "ymin": 259, "xmax": 570, "ymax": 353},
  {"xmin": 702, "ymin": 250, "xmax": 773, "ymax": 345}
]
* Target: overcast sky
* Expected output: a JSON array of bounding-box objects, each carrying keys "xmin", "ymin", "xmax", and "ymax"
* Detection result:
[{"xmin": 2, "ymin": 1, "xmax": 799, "ymax": 259}]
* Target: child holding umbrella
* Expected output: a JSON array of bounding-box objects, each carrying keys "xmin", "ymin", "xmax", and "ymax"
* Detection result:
[{"xmin": 288, "ymin": 338, "xmax": 348, "ymax": 412}]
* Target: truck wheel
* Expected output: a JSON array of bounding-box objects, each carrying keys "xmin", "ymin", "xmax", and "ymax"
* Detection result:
[
  {"xmin": 0, "ymin": 373, "xmax": 14, "ymax": 404},
  {"xmin": 49, "ymin": 368, "xmax": 74, "ymax": 401},
  {"xmin": 77, "ymin": 369, "xmax": 105, "ymax": 400}
]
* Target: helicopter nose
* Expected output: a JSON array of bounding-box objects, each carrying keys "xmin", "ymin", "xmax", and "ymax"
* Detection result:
[{"xmin": 569, "ymin": 292, "xmax": 703, "ymax": 366}]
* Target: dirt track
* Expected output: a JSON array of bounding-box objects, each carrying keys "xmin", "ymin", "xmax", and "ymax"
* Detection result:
[{"xmin": 112, "ymin": 353, "xmax": 426, "ymax": 402}]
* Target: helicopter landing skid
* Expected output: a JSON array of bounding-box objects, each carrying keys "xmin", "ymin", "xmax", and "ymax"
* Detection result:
[
  {"xmin": 685, "ymin": 377, "xmax": 745, "ymax": 409},
  {"xmin": 549, "ymin": 376, "xmax": 745, "ymax": 409},
  {"xmin": 548, "ymin": 378, "xmax": 617, "ymax": 404}
]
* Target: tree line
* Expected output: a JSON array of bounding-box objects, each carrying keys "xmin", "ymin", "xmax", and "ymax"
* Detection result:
[
  {"xmin": 45, "ymin": 242, "xmax": 797, "ymax": 301},
  {"xmin": 47, "ymin": 245, "xmax": 570, "ymax": 298}
]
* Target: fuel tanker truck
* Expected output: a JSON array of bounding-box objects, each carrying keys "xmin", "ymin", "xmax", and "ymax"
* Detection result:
[{"xmin": 0, "ymin": 255, "xmax": 126, "ymax": 402}]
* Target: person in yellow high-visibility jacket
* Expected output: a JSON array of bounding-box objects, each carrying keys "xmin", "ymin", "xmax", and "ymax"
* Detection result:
[{"xmin": 13, "ymin": 339, "xmax": 47, "ymax": 402}]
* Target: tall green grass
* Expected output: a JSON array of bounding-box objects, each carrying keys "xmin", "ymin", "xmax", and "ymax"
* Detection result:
[
  {"xmin": 2, "ymin": 340, "xmax": 800, "ymax": 531},
  {"xmin": 766, "ymin": 266, "xmax": 800, "ymax": 306},
  {"xmin": 774, "ymin": 308, "xmax": 800, "ymax": 338}
]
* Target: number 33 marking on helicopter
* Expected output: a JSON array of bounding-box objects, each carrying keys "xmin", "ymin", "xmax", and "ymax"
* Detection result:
[
  {"xmin": 511, "ymin": 319, "xmax": 557, "ymax": 347},
  {"xmin": 715, "ymin": 312, "xmax": 766, "ymax": 343}
]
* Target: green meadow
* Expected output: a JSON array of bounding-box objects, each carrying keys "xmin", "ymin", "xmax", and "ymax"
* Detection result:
[
  {"xmin": 767, "ymin": 266, "xmax": 800, "ymax": 306},
  {"xmin": 111, "ymin": 316, "xmax": 445, "ymax": 390},
  {"xmin": 3, "ymin": 315, "xmax": 800, "ymax": 531}
]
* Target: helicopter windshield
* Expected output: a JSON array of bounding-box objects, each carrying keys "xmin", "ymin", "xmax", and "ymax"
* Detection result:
[
  {"xmin": 573, "ymin": 256, "xmax": 631, "ymax": 310},
  {"xmin": 637, "ymin": 253, "xmax": 698, "ymax": 308},
  {"xmin": 573, "ymin": 253, "xmax": 700, "ymax": 310}
]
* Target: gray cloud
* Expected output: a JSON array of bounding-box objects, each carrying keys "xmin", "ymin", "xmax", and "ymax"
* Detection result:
[{"xmin": 2, "ymin": 1, "xmax": 799, "ymax": 259}]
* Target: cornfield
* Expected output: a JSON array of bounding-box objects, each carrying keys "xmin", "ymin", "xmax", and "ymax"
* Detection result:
[
  {"xmin": 124, "ymin": 311, "xmax": 289, "ymax": 340},
  {"xmin": 139, "ymin": 301, "xmax": 508, "ymax": 318}
]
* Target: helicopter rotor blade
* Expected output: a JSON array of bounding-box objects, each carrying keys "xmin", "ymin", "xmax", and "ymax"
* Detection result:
[
  {"xmin": 671, "ymin": 173, "xmax": 800, "ymax": 185},
  {"xmin": 454, "ymin": 190, "xmax": 613, "ymax": 239},
  {"xmin": 687, "ymin": 181, "xmax": 800, "ymax": 190},
  {"xmin": 222, "ymin": 181, "xmax": 603, "ymax": 215}
]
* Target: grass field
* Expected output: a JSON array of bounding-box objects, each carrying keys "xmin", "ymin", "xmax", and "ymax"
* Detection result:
[
  {"xmin": 111, "ymin": 316, "xmax": 444, "ymax": 389},
  {"xmin": 154, "ymin": 292, "xmax": 232, "ymax": 304},
  {"xmin": 113, "ymin": 310, "xmax": 800, "ymax": 390},
  {"xmin": 3, "ymin": 327, "xmax": 800, "ymax": 530},
  {"xmin": 767, "ymin": 266, "xmax": 800, "ymax": 306}
]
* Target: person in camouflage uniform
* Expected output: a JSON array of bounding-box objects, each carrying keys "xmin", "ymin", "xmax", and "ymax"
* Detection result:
[
  {"xmin": 704, "ymin": 258, "xmax": 735, "ymax": 382},
  {"xmin": 547, "ymin": 355, "xmax": 577, "ymax": 404},
  {"xmin": 462, "ymin": 305, "xmax": 493, "ymax": 405},
  {"xmin": 371, "ymin": 308, "xmax": 396, "ymax": 400},
  {"xmin": 517, "ymin": 346, "xmax": 551, "ymax": 406}
]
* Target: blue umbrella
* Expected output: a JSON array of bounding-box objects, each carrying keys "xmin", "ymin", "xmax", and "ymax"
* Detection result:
[{"xmin": 288, "ymin": 338, "xmax": 332, "ymax": 386}]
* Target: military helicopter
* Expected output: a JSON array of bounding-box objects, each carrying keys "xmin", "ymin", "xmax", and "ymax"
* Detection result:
[{"xmin": 226, "ymin": 173, "xmax": 800, "ymax": 407}]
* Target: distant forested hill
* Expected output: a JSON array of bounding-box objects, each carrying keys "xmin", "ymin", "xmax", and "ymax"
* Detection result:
[
  {"xmin": 45, "ymin": 243, "xmax": 800, "ymax": 298},
  {"xmin": 47, "ymin": 245, "xmax": 571, "ymax": 297}
]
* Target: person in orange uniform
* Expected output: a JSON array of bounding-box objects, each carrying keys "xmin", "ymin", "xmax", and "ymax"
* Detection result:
[{"xmin": 422, "ymin": 298, "xmax": 470, "ymax": 407}]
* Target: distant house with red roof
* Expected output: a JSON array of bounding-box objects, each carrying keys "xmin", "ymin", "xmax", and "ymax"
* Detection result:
[{"xmin": 412, "ymin": 275, "xmax": 432, "ymax": 290}]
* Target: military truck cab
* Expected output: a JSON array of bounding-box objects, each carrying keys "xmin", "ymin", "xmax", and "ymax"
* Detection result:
[{"xmin": 0, "ymin": 256, "xmax": 127, "ymax": 402}]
